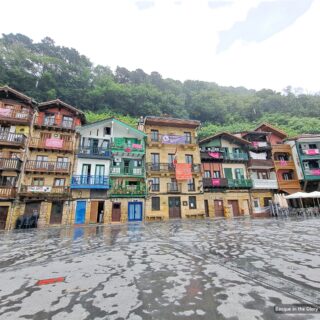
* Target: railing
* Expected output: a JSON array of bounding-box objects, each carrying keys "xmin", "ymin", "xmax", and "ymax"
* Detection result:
[
  {"xmin": 225, "ymin": 152, "xmax": 249, "ymax": 161},
  {"xmin": 29, "ymin": 137, "xmax": 73, "ymax": 151},
  {"xmin": 202, "ymin": 177, "xmax": 228, "ymax": 188},
  {"xmin": 167, "ymin": 182, "xmax": 182, "ymax": 193},
  {"xmin": 0, "ymin": 186, "xmax": 16, "ymax": 198},
  {"xmin": 0, "ymin": 107, "xmax": 31, "ymax": 123},
  {"xmin": 148, "ymin": 133, "xmax": 195, "ymax": 145},
  {"xmin": 110, "ymin": 166, "xmax": 145, "ymax": 176},
  {"xmin": 227, "ymin": 179, "xmax": 252, "ymax": 188},
  {"xmin": 252, "ymin": 179, "xmax": 278, "ymax": 189},
  {"xmin": 304, "ymin": 168, "xmax": 320, "ymax": 180},
  {"xmin": 70, "ymin": 175, "xmax": 110, "ymax": 189},
  {"xmin": 274, "ymin": 160, "xmax": 295, "ymax": 168},
  {"xmin": 77, "ymin": 146, "xmax": 111, "ymax": 158},
  {"xmin": 35, "ymin": 116, "xmax": 76, "ymax": 130},
  {"xmin": 248, "ymin": 159, "xmax": 274, "ymax": 167},
  {"xmin": 277, "ymin": 179, "xmax": 301, "ymax": 189},
  {"xmin": 111, "ymin": 139, "xmax": 145, "ymax": 153},
  {"xmin": 251, "ymin": 141, "xmax": 270, "ymax": 148},
  {"xmin": 300, "ymin": 148, "xmax": 320, "ymax": 156},
  {"xmin": 25, "ymin": 161, "xmax": 70, "ymax": 173},
  {"xmin": 200, "ymin": 151, "xmax": 248, "ymax": 161},
  {"xmin": 0, "ymin": 132, "xmax": 26, "ymax": 146},
  {"xmin": 110, "ymin": 185, "xmax": 146, "ymax": 196},
  {"xmin": 146, "ymin": 163, "xmax": 201, "ymax": 173},
  {"xmin": 19, "ymin": 185, "xmax": 69, "ymax": 195},
  {"xmin": 0, "ymin": 158, "xmax": 22, "ymax": 170}
]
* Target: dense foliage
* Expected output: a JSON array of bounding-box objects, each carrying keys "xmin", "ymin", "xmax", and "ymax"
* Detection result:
[{"xmin": 1, "ymin": 33, "xmax": 320, "ymax": 137}]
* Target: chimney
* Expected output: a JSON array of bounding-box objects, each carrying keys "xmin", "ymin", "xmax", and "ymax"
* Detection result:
[{"xmin": 137, "ymin": 116, "xmax": 145, "ymax": 132}]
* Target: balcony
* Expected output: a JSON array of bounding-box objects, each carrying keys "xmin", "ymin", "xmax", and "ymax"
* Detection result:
[
  {"xmin": 34, "ymin": 116, "xmax": 76, "ymax": 131},
  {"xmin": 29, "ymin": 137, "xmax": 73, "ymax": 152},
  {"xmin": 146, "ymin": 163, "xmax": 201, "ymax": 174},
  {"xmin": 227, "ymin": 179, "xmax": 252, "ymax": 188},
  {"xmin": 202, "ymin": 177, "xmax": 228, "ymax": 188},
  {"xmin": 77, "ymin": 146, "xmax": 111, "ymax": 159},
  {"xmin": 299, "ymin": 148, "xmax": 320, "ymax": 160},
  {"xmin": 19, "ymin": 185, "xmax": 70, "ymax": 198},
  {"xmin": 110, "ymin": 184, "xmax": 146, "ymax": 197},
  {"xmin": 248, "ymin": 159, "xmax": 274, "ymax": 168},
  {"xmin": 110, "ymin": 166, "xmax": 145, "ymax": 177},
  {"xmin": 148, "ymin": 134, "xmax": 196, "ymax": 147},
  {"xmin": 0, "ymin": 106, "xmax": 32, "ymax": 124},
  {"xmin": 0, "ymin": 186, "xmax": 16, "ymax": 199},
  {"xmin": 252, "ymin": 179, "xmax": 278, "ymax": 189},
  {"xmin": 303, "ymin": 168, "xmax": 320, "ymax": 181},
  {"xmin": 167, "ymin": 182, "xmax": 182, "ymax": 193},
  {"xmin": 0, "ymin": 158, "xmax": 22, "ymax": 171},
  {"xmin": 70, "ymin": 175, "xmax": 110, "ymax": 189},
  {"xmin": 249, "ymin": 141, "xmax": 271, "ymax": 150},
  {"xmin": 0, "ymin": 132, "xmax": 26, "ymax": 147},
  {"xmin": 277, "ymin": 179, "xmax": 301, "ymax": 190},
  {"xmin": 224, "ymin": 152, "xmax": 249, "ymax": 161},
  {"xmin": 111, "ymin": 138, "xmax": 144, "ymax": 155},
  {"xmin": 274, "ymin": 160, "xmax": 296, "ymax": 170},
  {"xmin": 25, "ymin": 161, "xmax": 71, "ymax": 174},
  {"xmin": 200, "ymin": 151, "xmax": 248, "ymax": 162}
]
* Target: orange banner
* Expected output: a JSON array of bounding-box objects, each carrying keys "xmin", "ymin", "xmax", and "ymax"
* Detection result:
[{"xmin": 175, "ymin": 163, "xmax": 192, "ymax": 180}]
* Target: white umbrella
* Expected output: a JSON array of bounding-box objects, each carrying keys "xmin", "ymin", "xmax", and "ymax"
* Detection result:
[
  {"xmin": 279, "ymin": 193, "xmax": 288, "ymax": 208},
  {"xmin": 308, "ymin": 191, "xmax": 320, "ymax": 207},
  {"xmin": 285, "ymin": 192, "xmax": 308, "ymax": 208}
]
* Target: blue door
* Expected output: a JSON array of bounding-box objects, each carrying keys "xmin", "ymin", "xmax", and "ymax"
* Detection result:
[
  {"xmin": 75, "ymin": 201, "xmax": 86, "ymax": 224},
  {"xmin": 128, "ymin": 202, "xmax": 143, "ymax": 221}
]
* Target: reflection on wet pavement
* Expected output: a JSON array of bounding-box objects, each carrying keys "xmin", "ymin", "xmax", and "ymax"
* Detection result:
[{"xmin": 0, "ymin": 217, "xmax": 319, "ymax": 319}]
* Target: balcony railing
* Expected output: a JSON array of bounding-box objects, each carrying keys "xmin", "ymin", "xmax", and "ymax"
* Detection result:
[
  {"xmin": 25, "ymin": 161, "xmax": 70, "ymax": 173},
  {"xmin": 252, "ymin": 179, "xmax": 278, "ymax": 189},
  {"xmin": 19, "ymin": 185, "xmax": 69, "ymax": 196},
  {"xmin": 148, "ymin": 134, "xmax": 195, "ymax": 145},
  {"xmin": 111, "ymin": 139, "xmax": 145, "ymax": 154},
  {"xmin": 29, "ymin": 137, "xmax": 73, "ymax": 151},
  {"xmin": 274, "ymin": 160, "xmax": 296, "ymax": 169},
  {"xmin": 202, "ymin": 177, "xmax": 228, "ymax": 188},
  {"xmin": 227, "ymin": 179, "xmax": 252, "ymax": 188},
  {"xmin": 167, "ymin": 182, "xmax": 182, "ymax": 193},
  {"xmin": 251, "ymin": 141, "xmax": 270, "ymax": 148},
  {"xmin": 70, "ymin": 175, "xmax": 110, "ymax": 189},
  {"xmin": 0, "ymin": 186, "xmax": 16, "ymax": 198},
  {"xmin": 225, "ymin": 152, "xmax": 249, "ymax": 161},
  {"xmin": 35, "ymin": 116, "xmax": 76, "ymax": 130},
  {"xmin": 277, "ymin": 179, "xmax": 301, "ymax": 189},
  {"xmin": 0, "ymin": 106, "xmax": 32, "ymax": 124},
  {"xmin": 146, "ymin": 163, "xmax": 201, "ymax": 173},
  {"xmin": 248, "ymin": 159, "xmax": 274, "ymax": 168},
  {"xmin": 110, "ymin": 184, "xmax": 146, "ymax": 197},
  {"xmin": 0, "ymin": 158, "xmax": 22, "ymax": 170},
  {"xmin": 303, "ymin": 168, "xmax": 320, "ymax": 180},
  {"xmin": 77, "ymin": 146, "xmax": 111, "ymax": 159},
  {"xmin": 110, "ymin": 166, "xmax": 145, "ymax": 177},
  {"xmin": 0, "ymin": 132, "xmax": 26, "ymax": 146},
  {"xmin": 200, "ymin": 151, "xmax": 248, "ymax": 161}
]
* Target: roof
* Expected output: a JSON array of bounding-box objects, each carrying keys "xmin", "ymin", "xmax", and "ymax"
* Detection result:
[
  {"xmin": 199, "ymin": 132, "xmax": 251, "ymax": 146},
  {"xmin": 144, "ymin": 116, "xmax": 200, "ymax": 128},
  {"xmin": 0, "ymin": 85, "xmax": 37, "ymax": 105},
  {"xmin": 286, "ymin": 134, "xmax": 320, "ymax": 142},
  {"xmin": 39, "ymin": 99, "xmax": 85, "ymax": 123},
  {"xmin": 254, "ymin": 122, "xmax": 287, "ymax": 139}
]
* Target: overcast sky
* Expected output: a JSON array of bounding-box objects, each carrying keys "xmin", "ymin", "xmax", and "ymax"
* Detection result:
[{"xmin": 1, "ymin": 0, "xmax": 319, "ymax": 92}]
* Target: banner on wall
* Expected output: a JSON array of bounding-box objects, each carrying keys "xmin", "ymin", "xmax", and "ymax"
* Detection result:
[
  {"xmin": 162, "ymin": 135, "xmax": 185, "ymax": 144},
  {"xmin": 208, "ymin": 152, "xmax": 221, "ymax": 159},
  {"xmin": 304, "ymin": 149, "xmax": 319, "ymax": 155},
  {"xmin": 175, "ymin": 163, "xmax": 192, "ymax": 180},
  {"xmin": 45, "ymin": 138, "xmax": 63, "ymax": 148},
  {"xmin": 212, "ymin": 178, "xmax": 221, "ymax": 186},
  {"xmin": 0, "ymin": 108, "xmax": 12, "ymax": 117},
  {"xmin": 27, "ymin": 186, "xmax": 52, "ymax": 193}
]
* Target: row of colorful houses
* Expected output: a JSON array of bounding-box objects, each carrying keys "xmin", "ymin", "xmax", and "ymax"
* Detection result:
[{"xmin": 0, "ymin": 86, "xmax": 319, "ymax": 229}]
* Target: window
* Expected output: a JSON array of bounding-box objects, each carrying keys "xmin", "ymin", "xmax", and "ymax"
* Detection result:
[
  {"xmin": 152, "ymin": 197, "xmax": 160, "ymax": 211},
  {"xmin": 151, "ymin": 130, "xmax": 159, "ymax": 141},
  {"xmin": 57, "ymin": 157, "xmax": 68, "ymax": 169},
  {"xmin": 133, "ymin": 160, "xmax": 142, "ymax": 167},
  {"xmin": 104, "ymin": 127, "xmax": 111, "ymax": 135},
  {"xmin": 0, "ymin": 176, "xmax": 16, "ymax": 186},
  {"xmin": 151, "ymin": 153, "xmax": 160, "ymax": 170},
  {"xmin": 62, "ymin": 116, "xmax": 73, "ymax": 128},
  {"xmin": 309, "ymin": 144, "xmax": 317, "ymax": 149},
  {"xmin": 204, "ymin": 170, "xmax": 211, "ymax": 178},
  {"xmin": 189, "ymin": 196, "xmax": 197, "ymax": 209},
  {"xmin": 253, "ymin": 198, "xmax": 260, "ymax": 208},
  {"xmin": 151, "ymin": 177, "xmax": 160, "ymax": 191},
  {"xmin": 283, "ymin": 172, "xmax": 293, "ymax": 180},
  {"xmin": 33, "ymin": 178, "xmax": 44, "ymax": 186},
  {"xmin": 185, "ymin": 154, "xmax": 193, "ymax": 164},
  {"xmin": 235, "ymin": 168, "xmax": 245, "ymax": 179},
  {"xmin": 257, "ymin": 170, "xmax": 268, "ymax": 179},
  {"xmin": 168, "ymin": 153, "xmax": 175, "ymax": 170},
  {"xmin": 264, "ymin": 197, "xmax": 272, "ymax": 207},
  {"xmin": 184, "ymin": 132, "xmax": 191, "ymax": 143},
  {"xmin": 213, "ymin": 171, "xmax": 221, "ymax": 178},
  {"xmin": 54, "ymin": 178, "xmax": 65, "ymax": 186},
  {"xmin": 188, "ymin": 178, "xmax": 195, "ymax": 191},
  {"xmin": 95, "ymin": 165, "xmax": 105, "ymax": 176},
  {"xmin": 44, "ymin": 113, "xmax": 55, "ymax": 125}
]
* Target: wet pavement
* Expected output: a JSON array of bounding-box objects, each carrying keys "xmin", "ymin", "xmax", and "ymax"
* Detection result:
[{"xmin": 0, "ymin": 217, "xmax": 320, "ymax": 320}]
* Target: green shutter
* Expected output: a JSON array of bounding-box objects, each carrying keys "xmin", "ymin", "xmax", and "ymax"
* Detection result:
[{"xmin": 224, "ymin": 168, "xmax": 233, "ymax": 179}]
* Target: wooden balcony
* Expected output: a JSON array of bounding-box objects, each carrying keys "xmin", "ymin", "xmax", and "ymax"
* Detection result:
[
  {"xmin": 19, "ymin": 185, "xmax": 70, "ymax": 198},
  {"xmin": 25, "ymin": 161, "xmax": 71, "ymax": 174},
  {"xmin": 274, "ymin": 160, "xmax": 296, "ymax": 170},
  {"xmin": 272, "ymin": 144, "xmax": 292, "ymax": 153},
  {"xmin": 202, "ymin": 177, "xmax": 228, "ymax": 189},
  {"xmin": 277, "ymin": 180, "xmax": 301, "ymax": 190},
  {"xmin": 0, "ymin": 186, "xmax": 16, "ymax": 199},
  {"xmin": 0, "ymin": 158, "xmax": 22, "ymax": 171},
  {"xmin": 248, "ymin": 159, "xmax": 274, "ymax": 168},
  {"xmin": 29, "ymin": 137, "xmax": 73, "ymax": 152},
  {"xmin": 0, "ymin": 106, "xmax": 32, "ymax": 125},
  {"xmin": 167, "ymin": 182, "xmax": 182, "ymax": 193},
  {"xmin": 0, "ymin": 132, "xmax": 26, "ymax": 147},
  {"xmin": 34, "ymin": 116, "xmax": 76, "ymax": 131}
]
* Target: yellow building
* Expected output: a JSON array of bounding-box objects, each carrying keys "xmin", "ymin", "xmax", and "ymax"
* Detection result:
[
  {"xmin": 142, "ymin": 116, "xmax": 205, "ymax": 220},
  {"xmin": 0, "ymin": 86, "xmax": 36, "ymax": 230}
]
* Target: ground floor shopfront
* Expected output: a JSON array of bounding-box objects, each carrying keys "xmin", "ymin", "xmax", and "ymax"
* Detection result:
[{"xmin": 250, "ymin": 190, "xmax": 274, "ymax": 217}]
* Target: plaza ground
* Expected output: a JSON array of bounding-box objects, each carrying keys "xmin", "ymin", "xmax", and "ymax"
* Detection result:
[{"xmin": 0, "ymin": 217, "xmax": 320, "ymax": 320}]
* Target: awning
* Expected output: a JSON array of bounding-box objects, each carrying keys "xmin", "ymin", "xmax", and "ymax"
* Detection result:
[
  {"xmin": 285, "ymin": 192, "xmax": 310, "ymax": 199},
  {"xmin": 280, "ymin": 188, "xmax": 301, "ymax": 195}
]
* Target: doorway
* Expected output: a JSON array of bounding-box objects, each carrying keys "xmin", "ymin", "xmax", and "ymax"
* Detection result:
[
  {"xmin": 128, "ymin": 202, "xmax": 143, "ymax": 221},
  {"xmin": 90, "ymin": 201, "xmax": 105, "ymax": 223},
  {"xmin": 112, "ymin": 203, "xmax": 121, "ymax": 222},
  {"xmin": 0, "ymin": 206, "xmax": 9, "ymax": 229},
  {"xmin": 228, "ymin": 200, "xmax": 240, "ymax": 216},
  {"xmin": 75, "ymin": 201, "xmax": 86, "ymax": 224},
  {"xmin": 50, "ymin": 201, "xmax": 63, "ymax": 224},
  {"xmin": 214, "ymin": 200, "xmax": 224, "ymax": 217},
  {"xmin": 169, "ymin": 197, "xmax": 181, "ymax": 219},
  {"xmin": 24, "ymin": 202, "xmax": 41, "ymax": 217},
  {"xmin": 204, "ymin": 200, "xmax": 209, "ymax": 217}
]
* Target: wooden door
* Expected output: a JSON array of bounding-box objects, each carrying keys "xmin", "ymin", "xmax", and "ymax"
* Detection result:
[
  {"xmin": 228, "ymin": 200, "xmax": 240, "ymax": 216},
  {"xmin": 112, "ymin": 203, "xmax": 121, "ymax": 222},
  {"xmin": 50, "ymin": 201, "xmax": 63, "ymax": 224},
  {"xmin": 169, "ymin": 197, "xmax": 181, "ymax": 219},
  {"xmin": 214, "ymin": 200, "xmax": 224, "ymax": 217},
  {"xmin": 204, "ymin": 200, "xmax": 209, "ymax": 217},
  {"xmin": 90, "ymin": 201, "xmax": 99, "ymax": 223},
  {"xmin": 0, "ymin": 206, "xmax": 9, "ymax": 229}
]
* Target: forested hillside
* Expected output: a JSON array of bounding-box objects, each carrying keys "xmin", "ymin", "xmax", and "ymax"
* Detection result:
[{"xmin": 1, "ymin": 33, "xmax": 320, "ymax": 138}]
